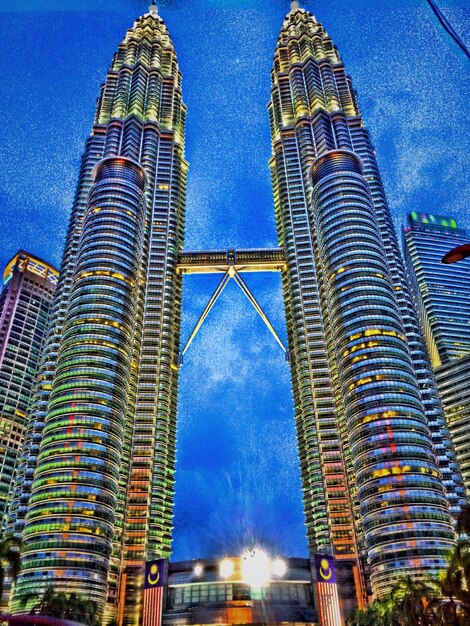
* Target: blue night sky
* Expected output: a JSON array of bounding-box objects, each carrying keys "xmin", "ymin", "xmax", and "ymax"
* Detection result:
[{"xmin": 0, "ymin": 0, "xmax": 468, "ymax": 561}]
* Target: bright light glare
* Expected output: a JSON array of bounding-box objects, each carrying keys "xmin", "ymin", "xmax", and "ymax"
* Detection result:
[
  {"xmin": 241, "ymin": 549, "xmax": 271, "ymax": 587},
  {"xmin": 272, "ymin": 558, "xmax": 287, "ymax": 578},
  {"xmin": 194, "ymin": 563, "xmax": 203, "ymax": 577},
  {"xmin": 219, "ymin": 558, "xmax": 234, "ymax": 579}
]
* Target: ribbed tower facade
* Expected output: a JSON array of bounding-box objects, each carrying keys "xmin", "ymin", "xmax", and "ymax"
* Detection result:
[
  {"xmin": 269, "ymin": 3, "xmax": 463, "ymax": 602},
  {"xmin": 10, "ymin": 6, "xmax": 186, "ymax": 625}
]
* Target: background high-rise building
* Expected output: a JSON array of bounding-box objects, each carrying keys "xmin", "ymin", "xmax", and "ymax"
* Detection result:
[
  {"xmin": 0, "ymin": 251, "xmax": 58, "ymax": 528},
  {"xmin": 404, "ymin": 212, "xmax": 470, "ymax": 497},
  {"xmin": 10, "ymin": 5, "xmax": 186, "ymax": 625},
  {"xmin": 269, "ymin": 1, "xmax": 463, "ymax": 606},
  {"xmin": 403, "ymin": 212, "xmax": 470, "ymax": 368},
  {"xmin": 435, "ymin": 355, "xmax": 470, "ymax": 498}
]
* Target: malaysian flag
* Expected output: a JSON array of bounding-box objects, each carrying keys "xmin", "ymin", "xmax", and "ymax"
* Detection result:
[
  {"xmin": 142, "ymin": 559, "xmax": 166, "ymax": 626},
  {"xmin": 313, "ymin": 555, "xmax": 342, "ymax": 626}
]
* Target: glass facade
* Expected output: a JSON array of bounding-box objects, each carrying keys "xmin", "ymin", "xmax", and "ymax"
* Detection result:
[
  {"xmin": 0, "ymin": 252, "xmax": 58, "ymax": 529},
  {"xmin": 403, "ymin": 212, "xmax": 470, "ymax": 368},
  {"xmin": 7, "ymin": 3, "xmax": 466, "ymax": 622},
  {"xmin": 10, "ymin": 7, "xmax": 187, "ymax": 625},
  {"xmin": 18, "ymin": 156, "xmax": 147, "ymax": 607},
  {"xmin": 403, "ymin": 213, "xmax": 470, "ymax": 498},
  {"xmin": 269, "ymin": 3, "xmax": 463, "ymax": 602},
  {"xmin": 168, "ymin": 581, "xmax": 312, "ymax": 606},
  {"xmin": 311, "ymin": 151, "xmax": 454, "ymax": 595},
  {"xmin": 435, "ymin": 356, "xmax": 470, "ymax": 498}
]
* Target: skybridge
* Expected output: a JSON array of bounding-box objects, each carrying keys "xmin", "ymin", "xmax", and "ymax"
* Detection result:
[
  {"xmin": 176, "ymin": 247, "xmax": 287, "ymax": 275},
  {"xmin": 176, "ymin": 248, "xmax": 289, "ymax": 362}
]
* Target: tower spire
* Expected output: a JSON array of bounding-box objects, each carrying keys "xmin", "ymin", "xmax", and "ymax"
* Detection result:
[
  {"xmin": 148, "ymin": 2, "xmax": 158, "ymax": 16},
  {"xmin": 290, "ymin": 1, "xmax": 300, "ymax": 11}
]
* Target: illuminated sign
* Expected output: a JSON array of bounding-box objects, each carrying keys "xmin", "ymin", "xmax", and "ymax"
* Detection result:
[
  {"xmin": 313, "ymin": 555, "xmax": 342, "ymax": 626},
  {"xmin": 410, "ymin": 212, "xmax": 458, "ymax": 228}
]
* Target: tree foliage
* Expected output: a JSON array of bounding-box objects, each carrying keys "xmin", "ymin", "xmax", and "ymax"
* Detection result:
[
  {"xmin": 0, "ymin": 534, "xmax": 21, "ymax": 601},
  {"xmin": 21, "ymin": 586, "xmax": 100, "ymax": 626}
]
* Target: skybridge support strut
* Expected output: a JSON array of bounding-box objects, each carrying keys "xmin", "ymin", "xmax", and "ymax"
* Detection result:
[
  {"xmin": 231, "ymin": 269, "xmax": 287, "ymax": 356},
  {"xmin": 179, "ymin": 270, "xmax": 232, "ymax": 362},
  {"xmin": 179, "ymin": 266, "xmax": 289, "ymax": 363}
]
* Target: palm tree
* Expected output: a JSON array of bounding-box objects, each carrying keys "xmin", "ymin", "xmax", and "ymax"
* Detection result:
[
  {"xmin": 389, "ymin": 575, "xmax": 436, "ymax": 626},
  {"xmin": 431, "ymin": 565, "xmax": 462, "ymax": 626},
  {"xmin": 346, "ymin": 576, "xmax": 437, "ymax": 626},
  {"xmin": 63, "ymin": 592, "xmax": 100, "ymax": 626},
  {"xmin": 347, "ymin": 606, "xmax": 380, "ymax": 626},
  {"xmin": 32, "ymin": 586, "xmax": 68, "ymax": 618},
  {"xmin": 438, "ymin": 503, "xmax": 470, "ymax": 623},
  {"xmin": 456, "ymin": 503, "xmax": 470, "ymax": 538},
  {"xmin": 0, "ymin": 534, "xmax": 21, "ymax": 602},
  {"xmin": 347, "ymin": 595, "xmax": 396, "ymax": 626},
  {"xmin": 448, "ymin": 545, "xmax": 470, "ymax": 622}
]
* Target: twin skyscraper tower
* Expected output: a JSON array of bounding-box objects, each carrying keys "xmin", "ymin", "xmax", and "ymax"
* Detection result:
[{"xmin": 8, "ymin": 2, "xmax": 464, "ymax": 625}]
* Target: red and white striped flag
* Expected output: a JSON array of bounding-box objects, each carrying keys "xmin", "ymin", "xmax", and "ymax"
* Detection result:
[
  {"xmin": 142, "ymin": 559, "xmax": 166, "ymax": 626},
  {"xmin": 313, "ymin": 555, "xmax": 342, "ymax": 626}
]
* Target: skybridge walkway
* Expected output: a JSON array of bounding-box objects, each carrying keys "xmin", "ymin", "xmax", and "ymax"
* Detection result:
[{"xmin": 176, "ymin": 248, "xmax": 289, "ymax": 362}]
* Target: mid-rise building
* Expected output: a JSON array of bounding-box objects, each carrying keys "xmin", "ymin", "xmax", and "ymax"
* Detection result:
[
  {"xmin": 0, "ymin": 251, "xmax": 58, "ymax": 527},
  {"xmin": 162, "ymin": 552, "xmax": 340, "ymax": 626},
  {"xmin": 164, "ymin": 556, "xmax": 318, "ymax": 626}
]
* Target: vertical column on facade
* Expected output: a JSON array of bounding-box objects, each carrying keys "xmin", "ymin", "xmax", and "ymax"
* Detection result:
[
  {"xmin": 120, "ymin": 130, "xmax": 187, "ymax": 626},
  {"xmin": 310, "ymin": 149, "xmax": 455, "ymax": 596},
  {"xmin": 13, "ymin": 157, "xmax": 147, "ymax": 614},
  {"xmin": 270, "ymin": 141, "xmax": 331, "ymax": 555}
]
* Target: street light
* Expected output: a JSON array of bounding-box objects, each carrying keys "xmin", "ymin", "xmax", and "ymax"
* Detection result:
[{"xmin": 441, "ymin": 243, "xmax": 470, "ymax": 264}]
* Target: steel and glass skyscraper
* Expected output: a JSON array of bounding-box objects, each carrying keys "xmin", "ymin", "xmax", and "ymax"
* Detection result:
[
  {"xmin": 435, "ymin": 356, "xmax": 470, "ymax": 498},
  {"xmin": 404, "ymin": 212, "xmax": 470, "ymax": 497},
  {"xmin": 11, "ymin": 5, "xmax": 186, "ymax": 624},
  {"xmin": 403, "ymin": 212, "xmax": 470, "ymax": 368},
  {"xmin": 269, "ymin": 0, "xmax": 463, "ymax": 603},
  {"xmin": 0, "ymin": 251, "xmax": 58, "ymax": 529}
]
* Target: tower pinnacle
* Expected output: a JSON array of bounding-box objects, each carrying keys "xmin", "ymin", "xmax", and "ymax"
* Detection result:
[
  {"xmin": 290, "ymin": 1, "xmax": 300, "ymax": 11},
  {"xmin": 149, "ymin": 2, "xmax": 158, "ymax": 16}
]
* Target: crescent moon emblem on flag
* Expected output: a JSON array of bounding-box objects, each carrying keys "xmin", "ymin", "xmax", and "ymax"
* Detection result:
[{"xmin": 148, "ymin": 563, "xmax": 160, "ymax": 586}]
